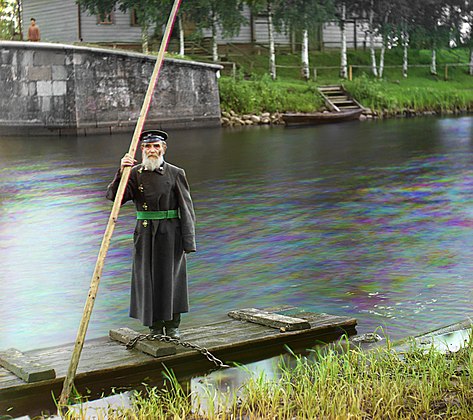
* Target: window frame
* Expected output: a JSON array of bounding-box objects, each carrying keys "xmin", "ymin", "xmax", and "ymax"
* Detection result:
[{"xmin": 97, "ymin": 10, "xmax": 114, "ymax": 25}]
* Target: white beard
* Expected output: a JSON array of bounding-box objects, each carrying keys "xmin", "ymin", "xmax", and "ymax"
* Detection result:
[{"xmin": 142, "ymin": 154, "xmax": 164, "ymax": 171}]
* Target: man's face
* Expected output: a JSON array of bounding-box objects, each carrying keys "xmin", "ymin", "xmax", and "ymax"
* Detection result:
[{"xmin": 141, "ymin": 141, "xmax": 166, "ymax": 160}]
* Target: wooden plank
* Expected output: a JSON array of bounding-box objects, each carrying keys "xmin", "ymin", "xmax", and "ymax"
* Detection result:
[
  {"xmin": 0, "ymin": 348, "xmax": 56, "ymax": 383},
  {"xmin": 228, "ymin": 308, "xmax": 311, "ymax": 331},
  {"xmin": 1, "ymin": 309, "xmax": 358, "ymax": 416},
  {"xmin": 109, "ymin": 328, "xmax": 176, "ymax": 357}
]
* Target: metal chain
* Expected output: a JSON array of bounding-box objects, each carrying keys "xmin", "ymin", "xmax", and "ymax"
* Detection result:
[{"xmin": 126, "ymin": 333, "xmax": 230, "ymax": 368}]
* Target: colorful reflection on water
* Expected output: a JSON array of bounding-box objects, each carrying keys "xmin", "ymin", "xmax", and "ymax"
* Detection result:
[{"xmin": 1, "ymin": 117, "xmax": 473, "ymax": 352}]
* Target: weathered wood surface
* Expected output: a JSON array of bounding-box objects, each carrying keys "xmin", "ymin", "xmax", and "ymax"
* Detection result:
[
  {"xmin": 392, "ymin": 319, "xmax": 473, "ymax": 354},
  {"xmin": 0, "ymin": 309, "xmax": 357, "ymax": 417},
  {"xmin": 0, "ymin": 348, "xmax": 56, "ymax": 383},
  {"xmin": 228, "ymin": 308, "xmax": 311, "ymax": 331},
  {"xmin": 109, "ymin": 327, "xmax": 176, "ymax": 357}
]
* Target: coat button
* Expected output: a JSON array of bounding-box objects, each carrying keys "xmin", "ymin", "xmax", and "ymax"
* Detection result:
[
  {"xmin": 142, "ymin": 220, "xmax": 148, "ymax": 227},
  {"xmin": 138, "ymin": 185, "xmax": 144, "ymax": 192},
  {"xmin": 142, "ymin": 203, "xmax": 148, "ymax": 210}
]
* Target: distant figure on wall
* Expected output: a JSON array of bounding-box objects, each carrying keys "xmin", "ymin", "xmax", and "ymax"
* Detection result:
[{"xmin": 28, "ymin": 18, "xmax": 40, "ymax": 42}]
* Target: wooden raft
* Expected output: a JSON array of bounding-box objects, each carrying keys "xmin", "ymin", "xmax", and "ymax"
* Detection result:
[{"xmin": 0, "ymin": 308, "xmax": 356, "ymax": 417}]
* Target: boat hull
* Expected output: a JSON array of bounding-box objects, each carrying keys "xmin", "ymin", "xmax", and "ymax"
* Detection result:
[{"xmin": 282, "ymin": 109, "xmax": 363, "ymax": 126}]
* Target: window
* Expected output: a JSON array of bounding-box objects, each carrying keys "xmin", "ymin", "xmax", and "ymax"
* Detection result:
[
  {"xmin": 131, "ymin": 9, "xmax": 139, "ymax": 27},
  {"xmin": 97, "ymin": 11, "xmax": 114, "ymax": 25}
]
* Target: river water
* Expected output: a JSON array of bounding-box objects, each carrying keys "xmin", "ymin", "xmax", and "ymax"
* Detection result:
[{"xmin": 1, "ymin": 117, "xmax": 473, "ymax": 354}]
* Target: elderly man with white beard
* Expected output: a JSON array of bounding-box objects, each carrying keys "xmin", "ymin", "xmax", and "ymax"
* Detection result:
[{"xmin": 106, "ymin": 130, "xmax": 196, "ymax": 339}]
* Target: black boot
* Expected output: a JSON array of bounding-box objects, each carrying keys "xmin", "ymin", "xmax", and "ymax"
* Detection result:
[
  {"xmin": 150, "ymin": 320, "xmax": 164, "ymax": 335},
  {"xmin": 164, "ymin": 313, "xmax": 181, "ymax": 339}
]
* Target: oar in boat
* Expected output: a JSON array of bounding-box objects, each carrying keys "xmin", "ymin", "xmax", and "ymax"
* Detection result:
[{"xmin": 58, "ymin": 0, "xmax": 183, "ymax": 407}]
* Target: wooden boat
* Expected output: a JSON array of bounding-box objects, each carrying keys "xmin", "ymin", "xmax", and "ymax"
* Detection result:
[
  {"xmin": 0, "ymin": 307, "xmax": 357, "ymax": 417},
  {"xmin": 282, "ymin": 108, "xmax": 363, "ymax": 127}
]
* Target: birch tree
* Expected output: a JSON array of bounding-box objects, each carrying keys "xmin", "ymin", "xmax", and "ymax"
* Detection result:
[
  {"xmin": 386, "ymin": 0, "xmax": 413, "ymax": 78},
  {"xmin": 375, "ymin": 4, "xmax": 394, "ymax": 78},
  {"xmin": 459, "ymin": 0, "xmax": 473, "ymax": 75},
  {"xmin": 367, "ymin": 0, "xmax": 378, "ymax": 76},
  {"xmin": 187, "ymin": 0, "xmax": 247, "ymax": 63},
  {"xmin": 267, "ymin": 1, "xmax": 277, "ymax": 79},
  {"xmin": 247, "ymin": 0, "xmax": 286, "ymax": 79},
  {"xmin": 442, "ymin": 0, "xmax": 473, "ymax": 74},
  {"xmin": 410, "ymin": 0, "xmax": 452, "ymax": 75},
  {"xmin": 275, "ymin": 0, "xmax": 334, "ymax": 81},
  {"xmin": 342, "ymin": 0, "xmax": 401, "ymax": 79},
  {"xmin": 338, "ymin": 1, "xmax": 347, "ymax": 79}
]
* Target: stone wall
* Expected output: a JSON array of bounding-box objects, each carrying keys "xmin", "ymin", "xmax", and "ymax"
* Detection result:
[{"xmin": 0, "ymin": 41, "xmax": 222, "ymax": 135}]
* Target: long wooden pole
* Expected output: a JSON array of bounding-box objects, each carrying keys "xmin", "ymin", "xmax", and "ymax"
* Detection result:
[{"xmin": 58, "ymin": 0, "xmax": 182, "ymax": 406}]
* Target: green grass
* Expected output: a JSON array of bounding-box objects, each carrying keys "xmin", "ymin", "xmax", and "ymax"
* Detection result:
[
  {"xmin": 219, "ymin": 75, "xmax": 324, "ymax": 114},
  {"xmin": 71, "ymin": 337, "xmax": 473, "ymax": 419},
  {"xmin": 206, "ymin": 47, "xmax": 473, "ymax": 115}
]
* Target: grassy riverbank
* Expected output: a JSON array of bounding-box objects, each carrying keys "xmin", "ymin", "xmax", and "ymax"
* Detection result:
[
  {"xmin": 69, "ymin": 338, "xmax": 473, "ymax": 419},
  {"xmin": 216, "ymin": 47, "xmax": 473, "ymax": 116}
]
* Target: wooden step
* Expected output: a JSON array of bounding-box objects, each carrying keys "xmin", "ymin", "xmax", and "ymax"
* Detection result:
[{"xmin": 318, "ymin": 85, "xmax": 342, "ymax": 91}]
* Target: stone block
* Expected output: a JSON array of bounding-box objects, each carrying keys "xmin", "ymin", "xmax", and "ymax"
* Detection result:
[
  {"xmin": 41, "ymin": 97, "xmax": 51, "ymax": 112},
  {"xmin": 20, "ymin": 82, "xmax": 29, "ymax": 96},
  {"xmin": 0, "ymin": 65, "xmax": 12, "ymax": 81},
  {"xmin": 37, "ymin": 81, "xmax": 52, "ymax": 96},
  {"xmin": 26, "ymin": 96, "xmax": 40, "ymax": 113},
  {"xmin": 28, "ymin": 66, "xmax": 52, "ymax": 81},
  {"xmin": 33, "ymin": 51, "xmax": 65, "ymax": 66},
  {"xmin": 52, "ymin": 81, "xmax": 67, "ymax": 96},
  {"xmin": 20, "ymin": 50, "xmax": 34, "ymax": 67},
  {"xmin": 73, "ymin": 53, "xmax": 84, "ymax": 65},
  {"xmin": 52, "ymin": 65, "xmax": 68, "ymax": 80},
  {"xmin": 28, "ymin": 82, "xmax": 36, "ymax": 96},
  {"xmin": 0, "ymin": 49, "xmax": 13, "ymax": 65}
]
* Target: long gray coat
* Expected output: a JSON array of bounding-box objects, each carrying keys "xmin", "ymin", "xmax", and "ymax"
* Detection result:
[{"xmin": 106, "ymin": 161, "xmax": 196, "ymax": 326}]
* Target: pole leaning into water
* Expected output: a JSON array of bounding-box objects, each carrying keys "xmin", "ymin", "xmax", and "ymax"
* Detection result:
[{"xmin": 58, "ymin": 0, "xmax": 183, "ymax": 406}]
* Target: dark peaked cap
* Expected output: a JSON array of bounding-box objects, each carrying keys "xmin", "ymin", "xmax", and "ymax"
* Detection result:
[{"xmin": 140, "ymin": 130, "xmax": 168, "ymax": 143}]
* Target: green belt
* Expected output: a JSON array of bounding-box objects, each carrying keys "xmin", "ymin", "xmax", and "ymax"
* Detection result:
[{"xmin": 136, "ymin": 210, "xmax": 179, "ymax": 220}]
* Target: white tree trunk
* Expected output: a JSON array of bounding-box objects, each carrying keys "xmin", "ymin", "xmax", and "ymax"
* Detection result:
[
  {"xmin": 470, "ymin": 49, "xmax": 473, "ymax": 75},
  {"xmin": 212, "ymin": 13, "xmax": 219, "ymax": 62},
  {"xmin": 340, "ymin": 2, "xmax": 347, "ymax": 79},
  {"xmin": 430, "ymin": 49, "xmax": 437, "ymax": 75},
  {"xmin": 301, "ymin": 29, "xmax": 310, "ymax": 80},
  {"xmin": 291, "ymin": 27, "xmax": 296, "ymax": 54},
  {"xmin": 402, "ymin": 31, "xmax": 409, "ymax": 78},
  {"xmin": 141, "ymin": 23, "xmax": 149, "ymax": 54},
  {"xmin": 178, "ymin": 14, "xmax": 185, "ymax": 56},
  {"xmin": 369, "ymin": 0, "xmax": 378, "ymax": 77},
  {"xmin": 378, "ymin": 43, "xmax": 386, "ymax": 78},
  {"xmin": 268, "ymin": 1, "xmax": 276, "ymax": 80}
]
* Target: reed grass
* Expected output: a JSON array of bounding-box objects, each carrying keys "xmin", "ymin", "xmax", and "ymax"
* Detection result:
[{"xmin": 67, "ymin": 337, "xmax": 473, "ymax": 419}]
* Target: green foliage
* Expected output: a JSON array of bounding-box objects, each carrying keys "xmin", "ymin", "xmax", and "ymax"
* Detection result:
[
  {"xmin": 273, "ymin": 0, "xmax": 335, "ymax": 36},
  {"xmin": 0, "ymin": 0, "xmax": 15, "ymax": 40},
  {"xmin": 185, "ymin": 0, "xmax": 247, "ymax": 39},
  {"xmin": 218, "ymin": 75, "xmax": 325, "ymax": 113}
]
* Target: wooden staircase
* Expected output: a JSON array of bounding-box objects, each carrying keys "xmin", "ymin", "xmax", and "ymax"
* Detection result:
[{"xmin": 317, "ymin": 85, "xmax": 365, "ymax": 113}]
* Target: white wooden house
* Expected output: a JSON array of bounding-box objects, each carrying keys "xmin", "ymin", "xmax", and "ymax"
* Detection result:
[
  {"xmin": 21, "ymin": 1, "xmax": 380, "ymax": 49},
  {"xmin": 21, "ymin": 0, "xmax": 144, "ymax": 44},
  {"xmin": 201, "ymin": 5, "xmax": 381, "ymax": 49}
]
